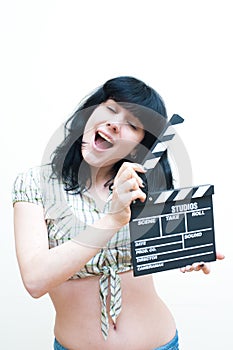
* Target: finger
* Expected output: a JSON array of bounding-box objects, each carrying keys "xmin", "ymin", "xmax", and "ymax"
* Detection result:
[
  {"xmin": 216, "ymin": 252, "xmax": 225, "ymax": 260},
  {"xmin": 112, "ymin": 188, "xmax": 146, "ymax": 211},
  {"xmin": 116, "ymin": 162, "xmax": 146, "ymax": 179},
  {"xmin": 115, "ymin": 185, "xmax": 146, "ymax": 204},
  {"xmin": 199, "ymin": 262, "xmax": 211, "ymax": 274},
  {"xmin": 180, "ymin": 262, "xmax": 211, "ymax": 274},
  {"xmin": 192, "ymin": 263, "xmax": 203, "ymax": 272},
  {"xmin": 111, "ymin": 178, "xmax": 146, "ymax": 210},
  {"xmin": 130, "ymin": 188, "xmax": 147, "ymax": 203},
  {"xmin": 115, "ymin": 177, "xmax": 139, "ymax": 195},
  {"xmin": 191, "ymin": 262, "xmax": 211, "ymax": 274},
  {"xmin": 180, "ymin": 264, "xmax": 193, "ymax": 273},
  {"xmin": 114, "ymin": 166, "xmax": 144, "ymax": 188}
]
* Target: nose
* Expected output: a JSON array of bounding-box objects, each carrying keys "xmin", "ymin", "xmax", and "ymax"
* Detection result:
[{"xmin": 106, "ymin": 120, "xmax": 120, "ymax": 133}]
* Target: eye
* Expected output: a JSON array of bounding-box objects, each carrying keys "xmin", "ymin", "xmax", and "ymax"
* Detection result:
[
  {"xmin": 127, "ymin": 121, "xmax": 137, "ymax": 130},
  {"xmin": 107, "ymin": 105, "xmax": 117, "ymax": 113}
]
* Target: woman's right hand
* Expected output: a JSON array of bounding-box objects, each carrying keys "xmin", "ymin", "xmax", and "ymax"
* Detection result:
[{"xmin": 109, "ymin": 162, "xmax": 147, "ymax": 228}]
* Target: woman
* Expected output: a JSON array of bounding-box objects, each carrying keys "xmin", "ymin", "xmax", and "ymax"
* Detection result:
[{"xmin": 13, "ymin": 76, "xmax": 224, "ymax": 350}]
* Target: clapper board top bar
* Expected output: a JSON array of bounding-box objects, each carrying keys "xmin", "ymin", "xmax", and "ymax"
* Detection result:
[
  {"xmin": 133, "ymin": 184, "xmax": 214, "ymax": 208},
  {"xmin": 152, "ymin": 184, "xmax": 214, "ymax": 204}
]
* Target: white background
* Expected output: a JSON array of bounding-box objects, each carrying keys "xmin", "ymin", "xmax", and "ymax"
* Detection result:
[{"xmin": 0, "ymin": 0, "xmax": 232, "ymax": 349}]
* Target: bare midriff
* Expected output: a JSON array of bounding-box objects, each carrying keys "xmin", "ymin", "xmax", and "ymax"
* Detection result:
[{"xmin": 49, "ymin": 270, "xmax": 176, "ymax": 350}]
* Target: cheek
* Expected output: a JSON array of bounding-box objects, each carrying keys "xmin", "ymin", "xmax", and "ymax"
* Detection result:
[
  {"xmin": 82, "ymin": 131, "xmax": 92, "ymax": 143},
  {"xmin": 115, "ymin": 139, "xmax": 139, "ymax": 156},
  {"xmin": 83, "ymin": 121, "xmax": 93, "ymax": 135},
  {"xmin": 122, "ymin": 129, "xmax": 144, "ymax": 145},
  {"xmin": 137, "ymin": 129, "xmax": 145, "ymax": 143},
  {"xmin": 82, "ymin": 122, "xmax": 96, "ymax": 143}
]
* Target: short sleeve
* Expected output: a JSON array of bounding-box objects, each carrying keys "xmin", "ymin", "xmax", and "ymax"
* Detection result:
[{"xmin": 12, "ymin": 167, "xmax": 44, "ymax": 206}]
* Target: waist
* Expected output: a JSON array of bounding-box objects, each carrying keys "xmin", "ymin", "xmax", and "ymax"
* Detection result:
[
  {"xmin": 50, "ymin": 271, "xmax": 176, "ymax": 350},
  {"xmin": 54, "ymin": 331, "xmax": 179, "ymax": 350}
]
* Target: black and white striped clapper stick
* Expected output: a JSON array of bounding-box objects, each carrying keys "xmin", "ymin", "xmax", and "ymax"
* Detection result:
[
  {"xmin": 142, "ymin": 114, "xmax": 184, "ymax": 170},
  {"xmin": 153, "ymin": 183, "xmax": 214, "ymax": 204}
]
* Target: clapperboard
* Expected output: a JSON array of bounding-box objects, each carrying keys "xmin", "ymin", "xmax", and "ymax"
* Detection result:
[{"xmin": 129, "ymin": 115, "xmax": 216, "ymax": 276}]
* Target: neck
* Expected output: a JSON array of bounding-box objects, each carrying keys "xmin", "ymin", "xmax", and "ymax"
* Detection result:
[
  {"xmin": 86, "ymin": 165, "xmax": 114, "ymax": 209},
  {"xmin": 88, "ymin": 165, "xmax": 114, "ymax": 190}
]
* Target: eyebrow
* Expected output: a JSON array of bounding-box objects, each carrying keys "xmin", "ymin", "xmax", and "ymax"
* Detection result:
[{"xmin": 105, "ymin": 100, "xmax": 144, "ymax": 127}]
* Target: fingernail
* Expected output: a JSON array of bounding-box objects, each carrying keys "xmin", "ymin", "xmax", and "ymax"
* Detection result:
[
  {"xmin": 199, "ymin": 263, "xmax": 205, "ymax": 267},
  {"xmin": 138, "ymin": 164, "xmax": 147, "ymax": 172}
]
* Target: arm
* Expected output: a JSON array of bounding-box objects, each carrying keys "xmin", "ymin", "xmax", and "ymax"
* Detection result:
[
  {"xmin": 14, "ymin": 202, "xmax": 120, "ymax": 298},
  {"xmin": 13, "ymin": 162, "xmax": 146, "ymax": 298}
]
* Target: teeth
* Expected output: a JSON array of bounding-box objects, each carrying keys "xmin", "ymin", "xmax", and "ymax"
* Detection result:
[{"xmin": 98, "ymin": 131, "xmax": 113, "ymax": 144}]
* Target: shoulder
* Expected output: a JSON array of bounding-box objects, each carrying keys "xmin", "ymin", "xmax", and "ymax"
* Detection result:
[{"xmin": 12, "ymin": 165, "xmax": 53, "ymax": 206}]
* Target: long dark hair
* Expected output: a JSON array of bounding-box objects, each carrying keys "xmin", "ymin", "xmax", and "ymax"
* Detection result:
[{"xmin": 51, "ymin": 76, "xmax": 173, "ymax": 193}]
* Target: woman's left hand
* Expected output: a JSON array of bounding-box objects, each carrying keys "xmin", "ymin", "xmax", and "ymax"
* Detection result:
[{"xmin": 180, "ymin": 252, "xmax": 225, "ymax": 274}]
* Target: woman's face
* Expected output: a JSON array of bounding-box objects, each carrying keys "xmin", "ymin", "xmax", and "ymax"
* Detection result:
[{"xmin": 81, "ymin": 99, "xmax": 145, "ymax": 168}]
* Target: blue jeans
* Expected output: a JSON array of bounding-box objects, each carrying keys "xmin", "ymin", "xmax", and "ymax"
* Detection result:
[
  {"xmin": 54, "ymin": 338, "xmax": 68, "ymax": 350},
  {"xmin": 154, "ymin": 331, "xmax": 179, "ymax": 350},
  {"xmin": 54, "ymin": 331, "xmax": 179, "ymax": 350}
]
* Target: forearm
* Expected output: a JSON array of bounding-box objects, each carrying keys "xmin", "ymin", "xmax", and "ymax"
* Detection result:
[{"xmin": 16, "ymin": 211, "xmax": 120, "ymax": 298}]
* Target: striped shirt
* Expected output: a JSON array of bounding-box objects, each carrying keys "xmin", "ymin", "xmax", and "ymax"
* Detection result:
[{"xmin": 12, "ymin": 165, "xmax": 133, "ymax": 339}]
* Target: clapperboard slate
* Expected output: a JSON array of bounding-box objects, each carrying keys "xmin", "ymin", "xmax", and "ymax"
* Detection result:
[{"xmin": 130, "ymin": 184, "xmax": 216, "ymax": 276}]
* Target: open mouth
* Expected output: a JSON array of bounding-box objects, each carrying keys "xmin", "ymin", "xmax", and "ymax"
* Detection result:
[{"xmin": 94, "ymin": 131, "xmax": 113, "ymax": 150}]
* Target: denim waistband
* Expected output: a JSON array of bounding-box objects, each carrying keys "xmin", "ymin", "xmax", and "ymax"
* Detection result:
[
  {"xmin": 54, "ymin": 330, "xmax": 179, "ymax": 350},
  {"xmin": 54, "ymin": 338, "xmax": 68, "ymax": 350},
  {"xmin": 154, "ymin": 330, "xmax": 179, "ymax": 350}
]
